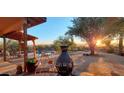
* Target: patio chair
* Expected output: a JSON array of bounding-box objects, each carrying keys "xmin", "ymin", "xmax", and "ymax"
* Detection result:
[
  {"xmin": 35, "ymin": 53, "xmax": 51, "ymax": 74},
  {"xmin": 47, "ymin": 55, "xmax": 57, "ymax": 72},
  {"xmin": 47, "ymin": 60, "xmax": 55, "ymax": 72},
  {"xmin": 35, "ymin": 54, "xmax": 57, "ymax": 75}
]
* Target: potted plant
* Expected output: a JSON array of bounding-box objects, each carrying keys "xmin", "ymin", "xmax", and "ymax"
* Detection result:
[{"xmin": 26, "ymin": 58, "xmax": 36, "ymax": 73}]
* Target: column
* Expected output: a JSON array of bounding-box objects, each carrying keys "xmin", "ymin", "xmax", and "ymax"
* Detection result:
[
  {"xmin": 23, "ymin": 19, "xmax": 28, "ymax": 72},
  {"xmin": 3, "ymin": 37, "xmax": 6, "ymax": 61},
  {"xmin": 32, "ymin": 40, "xmax": 37, "ymax": 62},
  {"xmin": 18, "ymin": 40, "xmax": 21, "ymax": 57}
]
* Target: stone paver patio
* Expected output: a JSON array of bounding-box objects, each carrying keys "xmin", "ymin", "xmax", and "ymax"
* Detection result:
[
  {"xmin": 72, "ymin": 52, "xmax": 124, "ymax": 76},
  {"xmin": 0, "ymin": 52, "xmax": 124, "ymax": 76}
]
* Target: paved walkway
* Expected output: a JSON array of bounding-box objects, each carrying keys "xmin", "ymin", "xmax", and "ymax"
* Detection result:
[
  {"xmin": 0, "ymin": 52, "xmax": 124, "ymax": 76},
  {"xmin": 0, "ymin": 54, "xmax": 58, "ymax": 75},
  {"xmin": 0, "ymin": 56, "xmax": 24, "ymax": 75},
  {"xmin": 0, "ymin": 62, "xmax": 17, "ymax": 74},
  {"xmin": 72, "ymin": 52, "xmax": 124, "ymax": 75}
]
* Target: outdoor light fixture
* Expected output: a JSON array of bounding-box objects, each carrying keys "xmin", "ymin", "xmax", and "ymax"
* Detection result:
[{"xmin": 56, "ymin": 45, "xmax": 73, "ymax": 76}]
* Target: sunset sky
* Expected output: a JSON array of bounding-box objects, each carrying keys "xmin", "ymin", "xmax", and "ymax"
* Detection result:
[
  {"xmin": 28, "ymin": 17, "xmax": 83, "ymax": 45},
  {"xmin": 0, "ymin": 17, "xmax": 121, "ymax": 46}
]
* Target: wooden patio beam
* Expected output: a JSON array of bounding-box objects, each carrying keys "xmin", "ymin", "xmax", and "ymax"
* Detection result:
[
  {"xmin": 23, "ymin": 19, "xmax": 28, "ymax": 72},
  {"xmin": 32, "ymin": 40, "xmax": 37, "ymax": 61},
  {"xmin": 18, "ymin": 40, "xmax": 21, "ymax": 57},
  {"xmin": 3, "ymin": 37, "xmax": 6, "ymax": 61}
]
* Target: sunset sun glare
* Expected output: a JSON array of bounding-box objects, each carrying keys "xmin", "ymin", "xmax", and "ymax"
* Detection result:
[{"xmin": 96, "ymin": 40, "xmax": 102, "ymax": 46}]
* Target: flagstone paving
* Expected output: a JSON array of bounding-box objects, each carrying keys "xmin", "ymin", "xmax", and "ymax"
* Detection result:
[
  {"xmin": 0, "ymin": 52, "xmax": 124, "ymax": 76},
  {"xmin": 72, "ymin": 52, "xmax": 124, "ymax": 76}
]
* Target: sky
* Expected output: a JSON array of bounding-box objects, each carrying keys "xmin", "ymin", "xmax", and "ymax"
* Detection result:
[{"xmin": 28, "ymin": 17, "xmax": 83, "ymax": 45}]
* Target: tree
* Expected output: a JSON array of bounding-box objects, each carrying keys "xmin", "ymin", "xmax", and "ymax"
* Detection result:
[
  {"xmin": 102, "ymin": 37, "xmax": 112, "ymax": 48},
  {"xmin": 66, "ymin": 17, "xmax": 107, "ymax": 55},
  {"xmin": 101, "ymin": 36, "xmax": 115, "ymax": 53},
  {"xmin": 106, "ymin": 17, "xmax": 124, "ymax": 55},
  {"xmin": 0, "ymin": 41, "xmax": 3, "ymax": 49},
  {"xmin": 53, "ymin": 36, "xmax": 76, "ymax": 52},
  {"xmin": 6, "ymin": 39, "xmax": 19, "ymax": 56}
]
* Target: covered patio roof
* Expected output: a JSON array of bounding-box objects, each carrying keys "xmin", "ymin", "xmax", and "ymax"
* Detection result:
[
  {"xmin": 0, "ymin": 17, "xmax": 47, "ymax": 72},
  {"xmin": 0, "ymin": 17, "xmax": 46, "ymax": 36},
  {"xmin": 3, "ymin": 31, "xmax": 38, "ymax": 41}
]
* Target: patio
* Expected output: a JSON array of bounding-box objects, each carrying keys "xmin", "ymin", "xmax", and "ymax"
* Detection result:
[{"xmin": 0, "ymin": 17, "xmax": 46, "ymax": 74}]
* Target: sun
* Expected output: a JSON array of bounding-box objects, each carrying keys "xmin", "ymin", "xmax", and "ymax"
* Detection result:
[{"xmin": 96, "ymin": 40, "xmax": 102, "ymax": 46}]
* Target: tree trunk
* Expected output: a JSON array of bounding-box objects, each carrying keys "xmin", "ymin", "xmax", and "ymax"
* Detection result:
[
  {"xmin": 90, "ymin": 45, "xmax": 95, "ymax": 55},
  {"xmin": 88, "ymin": 40, "xmax": 96, "ymax": 55},
  {"xmin": 119, "ymin": 33, "xmax": 123, "ymax": 55}
]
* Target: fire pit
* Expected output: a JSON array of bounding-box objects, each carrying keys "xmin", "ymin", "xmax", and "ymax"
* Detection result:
[{"xmin": 56, "ymin": 45, "xmax": 73, "ymax": 76}]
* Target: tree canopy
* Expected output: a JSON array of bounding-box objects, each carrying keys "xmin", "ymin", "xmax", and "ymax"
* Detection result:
[
  {"xmin": 66, "ymin": 17, "xmax": 107, "ymax": 55},
  {"xmin": 53, "ymin": 36, "xmax": 76, "ymax": 52}
]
